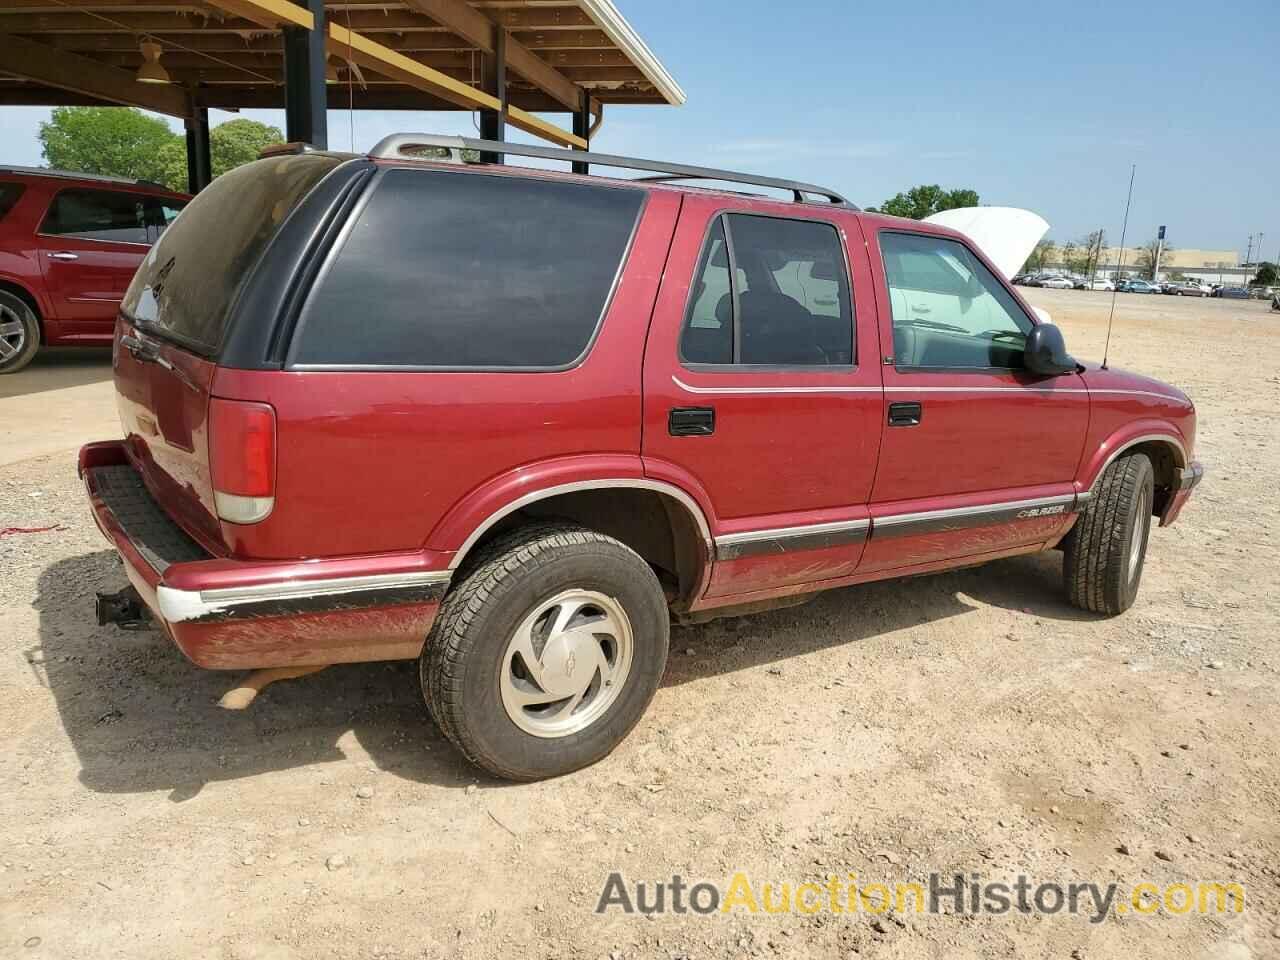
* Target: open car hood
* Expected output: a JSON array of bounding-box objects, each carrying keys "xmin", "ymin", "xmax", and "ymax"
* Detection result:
[{"xmin": 923, "ymin": 206, "xmax": 1050, "ymax": 280}]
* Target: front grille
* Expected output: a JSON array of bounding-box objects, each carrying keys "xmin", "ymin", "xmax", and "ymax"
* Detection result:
[{"xmin": 90, "ymin": 464, "xmax": 210, "ymax": 572}]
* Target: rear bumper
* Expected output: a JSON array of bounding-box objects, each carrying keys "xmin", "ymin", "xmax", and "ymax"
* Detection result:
[
  {"xmin": 1160, "ymin": 460, "xmax": 1203, "ymax": 527},
  {"xmin": 80, "ymin": 440, "xmax": 450, "ymax": 669}
]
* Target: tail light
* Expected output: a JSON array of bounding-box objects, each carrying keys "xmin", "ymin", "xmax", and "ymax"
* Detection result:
[{"xmin": 209, "ymin": 398, "xmax": 276, "ymax": 524}]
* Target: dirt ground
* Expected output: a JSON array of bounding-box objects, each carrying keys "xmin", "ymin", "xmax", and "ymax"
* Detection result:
[{"xmin": 2, "ymin": 289, "xmax": 1278, "ymax": 960}]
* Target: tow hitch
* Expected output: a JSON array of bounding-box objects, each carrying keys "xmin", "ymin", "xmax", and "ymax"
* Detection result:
[{"xmin": 95, "ymin": 586, "xmax": 151, "ymax": 630}]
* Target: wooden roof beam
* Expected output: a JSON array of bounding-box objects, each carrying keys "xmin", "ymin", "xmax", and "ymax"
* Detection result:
[
  {"xmin": 199, "ymin": 0, "xmax": 311, "ymax": 30},
  {"xmin": 0, "ymin": 30, "xmax": 190, "ymax": 116},
  {"xmin": 325, "ymin": 20, "xmax": 584, "ymax": 148},
  {"xmin": 399, "ymin": 0, "xmax": 581, "ymax": 110}
]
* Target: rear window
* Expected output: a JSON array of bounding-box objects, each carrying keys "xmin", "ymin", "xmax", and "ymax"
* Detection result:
[
  {"xmin": 0, "ymin": 183, "xmax": 25, "ymax": 221},
  {"xmin": 121, "ymin": 154, "xmax": 341, "ymax": 355},
  {"xmin": 290, "ymin": 168, "xmax": 644, "ymax": 369}
]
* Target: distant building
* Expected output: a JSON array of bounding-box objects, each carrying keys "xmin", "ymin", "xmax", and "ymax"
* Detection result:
[{"xmin": 1044, "ymin": 246, "xmax": 1250, "ymax": 283}]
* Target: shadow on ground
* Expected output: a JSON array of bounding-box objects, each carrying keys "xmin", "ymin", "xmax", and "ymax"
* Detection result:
[
  {"xmin": 0, "ymin": 348, "xmax": 113, "ymax": 399},
  {"xmin": 33, "ymin": 547, "xmax": 1097, "ymax": 801}
]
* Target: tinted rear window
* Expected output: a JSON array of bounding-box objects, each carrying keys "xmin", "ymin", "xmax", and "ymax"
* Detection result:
[
  {"xmin": 291, "ymin": 168, "xmax": 644, "ymax": 368},
  {"xmin": 0, "ymin": 183, "xmax": 25, "ymax": 221},
  {"xmin": 121, "ymin": 154, "xmax": 341, "ymax": 355}
]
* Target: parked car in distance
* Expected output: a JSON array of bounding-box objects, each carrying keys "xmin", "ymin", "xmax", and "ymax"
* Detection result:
[
  {"xmin": 1071, "ymin": 277, "xmax": 1090, "ymax": 289},
  {"xmin": 0, "ymin": 167, "xmax": 189, "ymax": 373},
  {"xmin": 1089, "ymin": 278, "xmax": 1116, "ymax": 291},
  {"xmin": 80, "ymin": 137, "xmax": 1202, "ymax": 781},
  {"xmin": 1165, "ymin": 281, "xmax": 1210, "ymax": 297},
  {"xmin": 1039, "ymin": 275, "xmax": 1075, "ymax": 289},
  {"xmin": 1119, "ymin": 279, "xmax": 1161, "ymax": 294},
  {"xmin": 1214, "ymin": 285, "xmax": 1250, "ymax": 299}
]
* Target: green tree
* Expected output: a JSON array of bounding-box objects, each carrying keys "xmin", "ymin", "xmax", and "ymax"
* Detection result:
[
  {"xmin": 1251, "ymin": 261, "xmax": 1278, "ymax": 287},
  {"xmin": 868, "ymin": 184, "xmax": 980, "ymax": 220},
  {"xmin": 38, "ymin": 106, "xmax": 284, "ymax": 193},
  {"xmin": 155, "ymin": 118, "xmax": 283, "ymax": 191},
  {"xmin": 38, "ymin": 106, "xmax": 175, "ymax": 184}
]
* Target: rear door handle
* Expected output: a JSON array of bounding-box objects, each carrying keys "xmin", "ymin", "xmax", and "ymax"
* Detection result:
[
  {"xmin": 887, "ymin": 401, "xmax": 922, "ymax": 427},
  {"xmin": 49, "ymin": 251, "xmax": 79, "ymax": 261},
  {"xmin": 669, "ymin": 406, "xmax": 715, "ymax": 437}
]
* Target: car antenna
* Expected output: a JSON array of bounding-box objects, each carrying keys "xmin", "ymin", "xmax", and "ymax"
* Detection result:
[{"xmin": 1102, "ymin": 163, "xmax": 1136, "ymax": 370}]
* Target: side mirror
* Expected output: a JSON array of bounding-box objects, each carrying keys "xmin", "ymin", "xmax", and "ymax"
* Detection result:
[{"xmin": 1024, "ymin": 322, "xmax": 1077, "ymax": 376}]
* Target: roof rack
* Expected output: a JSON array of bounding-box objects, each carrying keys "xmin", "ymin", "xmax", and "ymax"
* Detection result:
[
  {"xmin": 368, "ymin": 134, "xmax": 852, "ymax": 207},
  {"xmin": 0, "ymin": 164, "xmax": 166, "ymax": 189}
]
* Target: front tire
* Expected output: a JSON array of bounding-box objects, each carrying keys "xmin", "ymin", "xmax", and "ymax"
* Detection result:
[
  {"xmin": 422, "ymin": 522, "xmax": 669, "ymax": 781},
  {"xmin": 1063, "ymin": 452, "xmax": 1154, "ymax": 615},
  {"xmin": 0, "ymin": 290, "xmax": 40, "ymax": 374}
]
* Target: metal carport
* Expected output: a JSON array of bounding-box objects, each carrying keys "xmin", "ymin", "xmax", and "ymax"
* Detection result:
[{"xmin": 0, "ymin": 0, "xmax": 684, "ymax": 191}]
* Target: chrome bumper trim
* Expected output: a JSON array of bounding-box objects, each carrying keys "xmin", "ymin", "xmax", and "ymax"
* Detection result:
[{"xmin": 1178, "ymin": 461, "xmax": 1204, "ymax": 491}]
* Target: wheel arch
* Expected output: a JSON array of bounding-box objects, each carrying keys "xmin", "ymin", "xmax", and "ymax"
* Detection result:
[
  {"xmin": 441, "ymin": 476, "xmax": 716, "ymax": 608},
  {"xmin": 1080, "ymin": 428, "xmax": 1187, "ymax": 517},
  {"xmin": 0, "ymin": 276, "xmax": 45, "ymax": 340}
]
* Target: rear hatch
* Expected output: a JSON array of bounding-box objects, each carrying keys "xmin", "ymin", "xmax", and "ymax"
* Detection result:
[{"xmin": 114, "ymin": 152, "xmax": 344, "ymax": 554}]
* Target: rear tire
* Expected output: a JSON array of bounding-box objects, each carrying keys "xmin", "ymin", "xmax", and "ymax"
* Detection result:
[
  {"xmin": 1063, "ymin": 452, "xmax": 1154, "ymax": 615},
  {"xmin": 0, "ymin": 290, "xmax": 40, "ymax": 374},
  {"xmin": 421, "ymin": 522, "xmax": 669, "ymax": 781}
]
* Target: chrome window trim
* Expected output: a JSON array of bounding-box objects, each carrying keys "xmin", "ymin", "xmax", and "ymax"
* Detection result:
[
  {"xmin": 673, "ymin": 375, "xmax": 1185, "ymax": 402},
  {"xmin": 448, "ymin": 479, "xmax": 714, "ymax": 571}
]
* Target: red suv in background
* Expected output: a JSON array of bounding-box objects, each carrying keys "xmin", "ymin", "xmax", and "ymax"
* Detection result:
[
  {"xmin": 81, "ymin": 138, "xmax": 1202, "ymax": 781},
  {"xmin": 0, "ymin": 166, "xmax": 189, "ymax": 373}
]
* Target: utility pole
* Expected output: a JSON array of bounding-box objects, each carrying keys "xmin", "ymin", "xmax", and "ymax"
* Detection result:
[
  {"xmin": 1246, "ymin": 233, "xmax": 1254, "ymax": 269},
  {"xmin": 1153, "ymin": 225, "xmax": 1166, "ymax": 279}
]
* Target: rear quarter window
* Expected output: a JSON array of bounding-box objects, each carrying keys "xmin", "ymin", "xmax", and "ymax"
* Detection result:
[
  {"xmin": 0, "ymin": 182, "xmax": 26, "ymax": 221},
  {"xmin": 290, "ymin": 168, "xmax": 644, "ymax": 369}
]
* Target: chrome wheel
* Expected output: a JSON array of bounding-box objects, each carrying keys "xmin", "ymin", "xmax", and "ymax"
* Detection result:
[
  {"xmin": 1128, "ymin": 487, "xmax": 1148, "ymax": 584},
  {"xmin": 499, "ymin": 589, "xmax": 633, "ymax": 739},
  {"xmin": 0, "ymin": 302, "xmax": 26, "ymax": 363}
]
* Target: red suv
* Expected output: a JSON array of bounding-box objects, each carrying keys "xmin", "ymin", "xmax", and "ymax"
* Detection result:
[
  {"xmin": 80, "ymin": 138, "xmax": 1202, "ymax": 780},
  {"xmin": 0, "ymin": 167, "xmax": 189, "ymax": 373}
]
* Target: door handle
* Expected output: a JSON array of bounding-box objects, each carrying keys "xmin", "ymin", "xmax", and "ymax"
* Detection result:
[
  {"xmin": 49, "ymin": 251, "xmax": 79, "ymax": 261},
  {"xmin": 887, "ymin": 401, "xmax": 922, "ymax": 427},
  {"xmin": 669, "ymin": 406, "xmax": 715, "ymax": 437}
]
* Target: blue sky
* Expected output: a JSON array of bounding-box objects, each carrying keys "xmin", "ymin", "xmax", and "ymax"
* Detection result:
[{"xmin": 3, "ymin": 0, "xmax": 1276, "ymax": 256}]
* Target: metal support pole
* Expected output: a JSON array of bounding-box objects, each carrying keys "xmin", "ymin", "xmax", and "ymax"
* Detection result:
[
  {"xmin": 571, "ymin": 93, "xmax": 590, "ymax": 174},
  {"xmin": 283, "ymin": 0, "xmax": 327, "ymax": 148},
  {"xmin": 479, "ymin": 28, "xmax": 506, "ymax": 163},
  {"xmin": 184, "ymin": 106, "xmax": 211, "ymax": 194}
]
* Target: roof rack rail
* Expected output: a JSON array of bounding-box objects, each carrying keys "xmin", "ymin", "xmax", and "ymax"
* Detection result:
[
  {"xmin": 0, "ymin": 164, "xmax": 166, "ymax": 189},
  {"xmin": 368, "ymin": 134, "xmax": 852, "ymax": 207}
]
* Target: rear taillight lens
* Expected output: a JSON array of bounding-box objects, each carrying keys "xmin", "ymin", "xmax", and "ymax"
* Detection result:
[{"xmin": 209, "ymin": 398, "xmax": 276, "ymax": 524}]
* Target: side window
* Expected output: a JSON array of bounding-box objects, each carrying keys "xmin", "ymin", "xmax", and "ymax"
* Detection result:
[
  {"xmin": 143, "ymin": 197, "xmax": 187, "ymax": 244},
  {"xmin": 0, "ymin": 183, "xmax": 26, "ymax": 221},
  {"xmin": 293, "ymin": 169, "xmax": 643, "ymax": 368},
  {"xmin": 880, "ymin": 232, "xmax": 1032, "ymax": 371},
  {"xmin": 39, "ymin": 189, "xmax": 149, "ymax": 244},
  {"xmin": 679, "ymin": 213, "xmax": 853, "ymax": 367}
]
